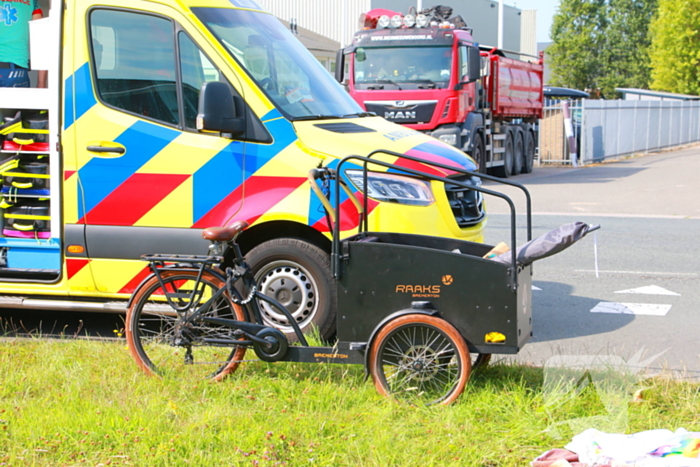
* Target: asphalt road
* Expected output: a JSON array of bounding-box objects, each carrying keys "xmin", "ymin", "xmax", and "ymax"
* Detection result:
[{"xmin": 482, "ymin": 144, "xmax": 700, "ymax": 379}]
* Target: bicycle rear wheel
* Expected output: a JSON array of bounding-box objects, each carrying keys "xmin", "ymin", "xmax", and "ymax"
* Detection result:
[{"xmin": 126, "ymin": 269, "xmax": 247, "ymax": 380}]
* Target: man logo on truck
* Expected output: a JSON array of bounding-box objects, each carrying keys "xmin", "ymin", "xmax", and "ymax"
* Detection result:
[{"xmin": 385, "ymin": 111, "xmax": 416, "ymax": 120}]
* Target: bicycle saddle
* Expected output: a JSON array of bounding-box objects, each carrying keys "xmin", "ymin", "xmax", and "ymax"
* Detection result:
[{"xmin": 202, "ymin": 220, "xmax": 249, "ymax": 242}]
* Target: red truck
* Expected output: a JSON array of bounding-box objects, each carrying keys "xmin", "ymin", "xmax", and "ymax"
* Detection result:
[{"xmin": 336, "ymin": 5, "xmax": 544, "ymax": 177}]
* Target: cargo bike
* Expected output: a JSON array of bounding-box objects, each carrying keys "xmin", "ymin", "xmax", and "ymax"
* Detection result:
[{"xmin": 125, "ymin": 151, "xmax": 596, "ymax": 405}]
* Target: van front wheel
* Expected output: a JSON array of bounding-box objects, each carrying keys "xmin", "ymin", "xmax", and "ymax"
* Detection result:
[{"xmin": 245, "ymin": 238, "xmax": 336, "ymax": 341}]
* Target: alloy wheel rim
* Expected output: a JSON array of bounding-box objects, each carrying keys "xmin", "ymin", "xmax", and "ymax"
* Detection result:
[{"xmin": 255, "ymin": 260, "xmax": 319, "ymax": 332}]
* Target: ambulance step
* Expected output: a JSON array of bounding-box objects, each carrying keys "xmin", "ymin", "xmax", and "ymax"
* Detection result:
[
  {"xmin": 492, "ymin": 148, "xmax": 506, "ymax": 154},
  {"xmin": 0, "ymin": 268, "xmax": 60, "ymax": 281},
  {"xmin": 492, "ymin": 134, "xmax": 506, "ymax": 141}
]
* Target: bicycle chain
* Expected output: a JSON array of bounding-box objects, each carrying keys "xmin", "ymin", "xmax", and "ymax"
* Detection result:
[{"xmin": 226, "ymin": 266, "xmax": 258, "ymax": 305}]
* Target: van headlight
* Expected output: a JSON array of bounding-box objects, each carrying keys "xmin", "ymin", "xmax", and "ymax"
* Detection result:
[{"xmin": 346, "ymin": 170, "xmax": 434, "ymax": 206}]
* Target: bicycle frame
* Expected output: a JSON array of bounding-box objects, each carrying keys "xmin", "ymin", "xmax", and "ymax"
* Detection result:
[{"xmin": 141, "ymin": 252, "xmax": 310, "ymax": 348}]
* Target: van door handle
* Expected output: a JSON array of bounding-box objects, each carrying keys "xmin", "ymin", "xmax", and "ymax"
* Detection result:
[
  {"xmin": 87, "ymin": 145, "xmax": 125, "ymax": 154},
  {"xmin": 86, "ymin": 142, "xmax": 126, "ymax": 157}
]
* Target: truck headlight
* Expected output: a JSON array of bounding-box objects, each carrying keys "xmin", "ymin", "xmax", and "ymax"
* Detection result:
[
  {"xmin": 346, "ymin": 170, "xmax": 435, "ymax": 206},
  {"xmin": 438, "ymin": 134, "xmax": 458, "ymax": 146}
]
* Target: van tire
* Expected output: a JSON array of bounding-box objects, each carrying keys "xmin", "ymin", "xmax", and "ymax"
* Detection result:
[{"xmin": 245, "ymin": 238, "xmax": 336, "ymax": 341}]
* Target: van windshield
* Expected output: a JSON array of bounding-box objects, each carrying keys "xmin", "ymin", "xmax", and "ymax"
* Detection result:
[{"xmin": 192, "ymin": 8, "xmax": 363, "ymax": 120}]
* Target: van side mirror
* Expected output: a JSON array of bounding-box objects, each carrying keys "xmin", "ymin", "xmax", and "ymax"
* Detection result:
[
  {"xmin": 197, "ymin": 81, "xmax": 245, "ymax": 136},
  {"xmin": 335, "ymin": 48, "xmax": 345, "ymax": 83}
]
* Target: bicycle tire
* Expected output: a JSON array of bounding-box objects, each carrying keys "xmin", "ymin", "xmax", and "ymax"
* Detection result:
[
  {"xmin": 368, "ymin": 314, "xmax": 471, "ymax": 406},
  {"xmin": 125, "ymin": 268, "xmax": 247, "ymax": 380}
]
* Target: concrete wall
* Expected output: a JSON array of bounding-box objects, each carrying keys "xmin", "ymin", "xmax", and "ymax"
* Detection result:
[
  {"xmin": 520, "ymin": 10, "xmax": 537, "ymax": 57},
  {"xmin": 538, "ymin": 42, "xmax": 552, "ymax": 84},
  {"xmin": 257, "ymin": 0, "xmax": 371, "ymax": 48}
]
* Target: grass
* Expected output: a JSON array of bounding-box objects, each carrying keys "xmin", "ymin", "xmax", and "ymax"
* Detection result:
[{"xmin": 0, "ymin": 338, "xmax": 698, "ymax": 466}]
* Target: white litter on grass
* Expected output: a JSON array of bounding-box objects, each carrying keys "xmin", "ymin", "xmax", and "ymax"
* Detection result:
[
  {"xmin": 614, "ymin": 285, "xmax": 680, "ymax": 296},
  {"xmin": 590, "ymin": 302, "xmax": 672, "ymax": 316}
]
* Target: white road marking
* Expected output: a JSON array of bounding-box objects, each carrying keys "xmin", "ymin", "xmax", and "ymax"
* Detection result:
[
  {"xmin": 488, "ymin": 212, "xmax": 699, "ymax": 219},
  {"xmin": 614, "ymin": 285, "xmax": 680, "ymax": 296},
  {"xmin": 575, "ymin": 269, "xmax": 698, "ymax": 277},
  {"xmin": 532, "ymin": 285, "xmax": 542, "ymax": 291},
  {"xmin": 590, "ymin": 302, "xmax": 672, "ymax": 316}
]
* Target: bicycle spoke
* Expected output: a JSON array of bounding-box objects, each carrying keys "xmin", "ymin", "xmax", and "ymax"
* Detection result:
[
  {"xmin": 371, "ymin": 316, "xmax": 470, "ymax": 405},
  {"xmin": 127, "ymin": 271, "xmax": 248, "ymax": 380}
]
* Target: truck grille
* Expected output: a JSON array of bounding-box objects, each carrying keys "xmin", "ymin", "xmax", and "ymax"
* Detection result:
[
  {"xmin": 364, "ymin": 100, "xmax": 437, "ymax": 124},
  {"xmin": 444, "ymin": 176, "xmax": 485, "ymax": 227}
]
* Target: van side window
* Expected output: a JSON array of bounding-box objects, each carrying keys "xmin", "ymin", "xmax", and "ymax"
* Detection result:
[
  {"xmin": 178, "ymin": 32, "xmax": 222, "ymax": 129},
  {"xmin": 90, "ymin": 10, "xmax": 179, "ymax": 125}
]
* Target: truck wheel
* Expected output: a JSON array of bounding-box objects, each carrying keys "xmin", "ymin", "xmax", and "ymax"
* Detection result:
[
  {"xmin": 522, "ymin": 130, "xmax": 536, "ymax": 173},
  {"xmin": 469, "ymin": 132, "xmax": 486, "ymax": 174},
  {"xmin": 246, "ymin": 238, "xmax": 336, "ymax": 341},
  {"xmin": 496, "ymin": 129, "xmax": 515, "ymax": 178},
  {"xmin": 513, "ymin": 128, "xmax": 524, "ymax": 175}
]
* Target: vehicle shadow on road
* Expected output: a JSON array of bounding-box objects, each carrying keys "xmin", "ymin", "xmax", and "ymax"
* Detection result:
[
  {"xmin": 530, "ymin": 280, "xmax": 633, "ymax": 342},
  {"xmin": 484, "ymin": 165, "xmax": 647, "ymax": 187}
]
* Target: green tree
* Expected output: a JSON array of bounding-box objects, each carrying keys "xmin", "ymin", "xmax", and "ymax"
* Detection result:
[
  {"xmin": 649, "ymin": 0, "xmax": 700, "ymax": 95},
  {"xmin": 547, "ymin": 0, "xmax": 607, "ymax": 92},
  {"xmin": 598, "ymin": 0, "xmax": 657, "ymax": 98},
  {"xmin": 548, "ymin": 0, "xmax": 657, "ymax": 97}
]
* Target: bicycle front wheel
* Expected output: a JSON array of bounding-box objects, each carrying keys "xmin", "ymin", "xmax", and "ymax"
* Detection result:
[
  {"xmin": 368, "ymin": 314, "xmax": 471, "ymax": 405},
  {"xmin": 126, "ymin": 269, "xmax": 247, "ymax": 380}
]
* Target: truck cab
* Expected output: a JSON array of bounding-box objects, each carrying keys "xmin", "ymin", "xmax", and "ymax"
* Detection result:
[{"xmin": 0, "ymin": 0, "xmax": 486, "ymax": 340}]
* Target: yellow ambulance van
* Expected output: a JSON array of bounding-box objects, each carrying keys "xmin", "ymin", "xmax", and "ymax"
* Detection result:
[{"xmin": 0, "ymin": 0, "xmax": 486, "ymax": 339}]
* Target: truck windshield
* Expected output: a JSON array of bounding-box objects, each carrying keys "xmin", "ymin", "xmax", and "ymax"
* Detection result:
[
  {"xmin": 192, "ymin": 8, "xmax": 363, "ymax": 120},
  {"xmin": 354, "ymin": 47, "xmax": 452, "ymax": 89}
]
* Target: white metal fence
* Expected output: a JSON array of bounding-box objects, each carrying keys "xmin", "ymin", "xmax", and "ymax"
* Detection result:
[
  {"xmin": 539, "ymin": 99, "xmax": 700, "ymax": 166},
  {"xmin": 539, "ymin": 99, "xmax": 584, "ymax": 165}
]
